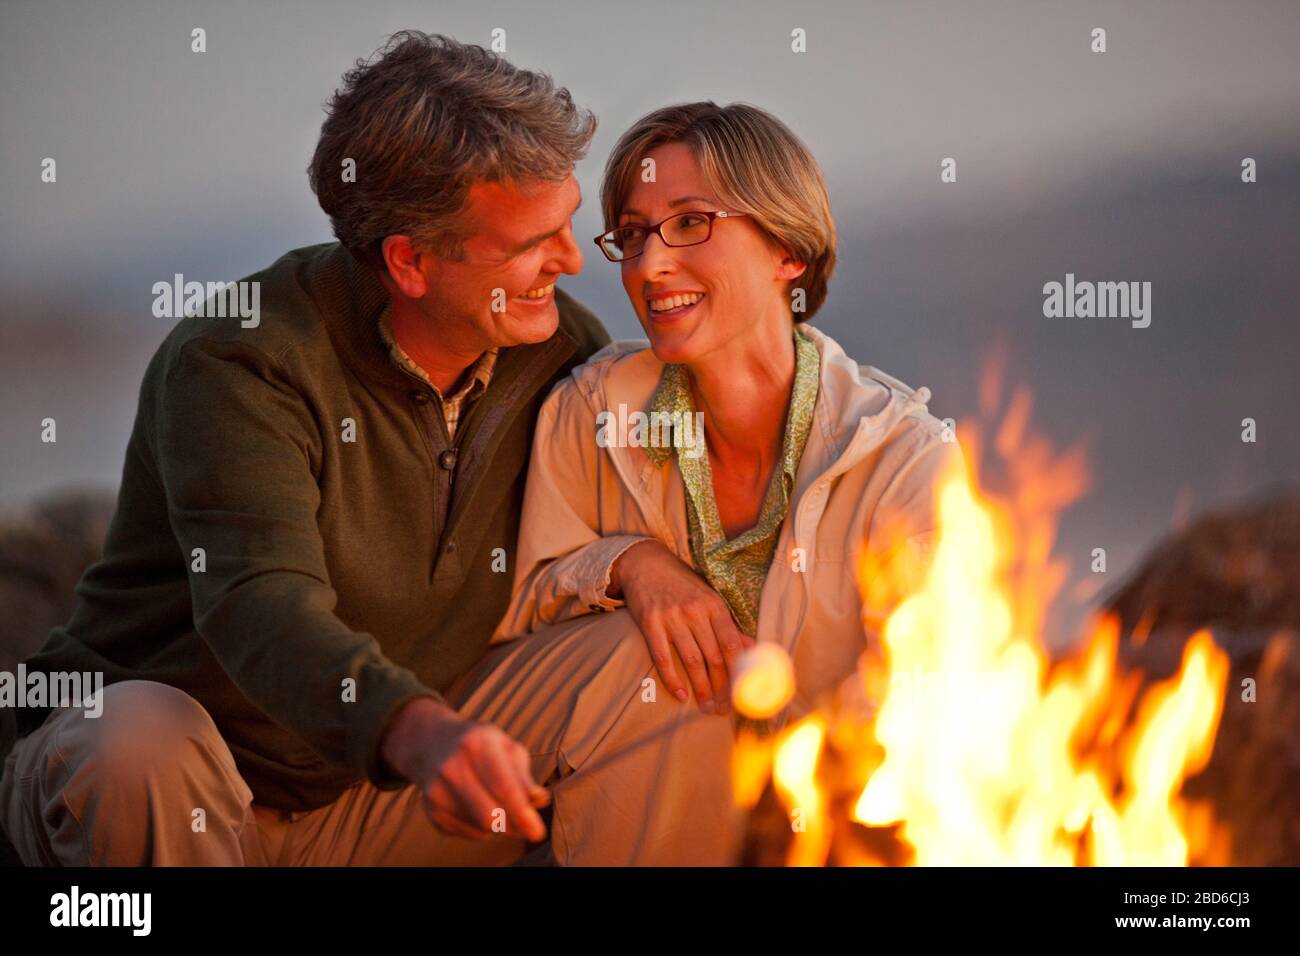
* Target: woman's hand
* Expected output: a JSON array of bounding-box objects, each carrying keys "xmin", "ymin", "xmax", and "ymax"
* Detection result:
[{"xmin": 608, "ymin": 540, "xmax": 755, "ymax": 714}]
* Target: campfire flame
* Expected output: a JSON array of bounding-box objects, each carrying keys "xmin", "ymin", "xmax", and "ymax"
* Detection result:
[{"xmin": 734, "ymin": 362, "xmax": 1232, "ymax": 866}]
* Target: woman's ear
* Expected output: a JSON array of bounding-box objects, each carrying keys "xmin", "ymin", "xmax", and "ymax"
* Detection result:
[
  {"xmin": 778, "ymin": 254, "xmax": 808, "ymax": 282},
  {"xmin": 771, "ymin": 238, "xmax": 807, "ymax": 281}
]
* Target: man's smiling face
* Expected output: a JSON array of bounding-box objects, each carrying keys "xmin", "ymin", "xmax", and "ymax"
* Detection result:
[{"xmin": 417, "ymin": 172, "xmax": 586, "ymax": 352}]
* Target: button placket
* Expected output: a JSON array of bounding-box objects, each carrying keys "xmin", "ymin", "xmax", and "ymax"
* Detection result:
[{"xmin": 405, "ymin": 385, "xmax": 456, "ymax": 557}]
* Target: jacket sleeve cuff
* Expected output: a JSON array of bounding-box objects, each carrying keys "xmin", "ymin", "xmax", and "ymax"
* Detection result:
[
  {"xmin": 576, "ymin": 535, "xmax": 656, "ymax": 612},
  {"xmin": 359, "ymin": 685, "xmax": 447, "ymax": 791}
]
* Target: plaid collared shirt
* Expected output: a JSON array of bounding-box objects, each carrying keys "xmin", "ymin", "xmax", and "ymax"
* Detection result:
[{"xmin": 379, "ymin": 308, "xmax": 498, "ymax": 439}]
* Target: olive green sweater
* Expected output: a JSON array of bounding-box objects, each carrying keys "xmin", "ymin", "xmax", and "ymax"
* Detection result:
[{"xmin": 13, "ymin": 242, "xmax": 609, "ymax": 810}]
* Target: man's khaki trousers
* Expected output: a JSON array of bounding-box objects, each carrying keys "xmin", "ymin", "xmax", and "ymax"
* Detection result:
[{"xmin": 0, "ymin": 610, "xmax": 745, "ymax": 866}]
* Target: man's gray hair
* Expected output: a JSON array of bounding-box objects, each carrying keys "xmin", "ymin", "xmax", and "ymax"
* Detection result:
[{"xmin": 309, "ymin": 31, "xmax": 597, "ymax": 269}]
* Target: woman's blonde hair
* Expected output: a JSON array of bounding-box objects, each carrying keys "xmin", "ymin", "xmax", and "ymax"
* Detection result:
[{"xmin": 600, "ymin": 102, "xmax": 836, "ymax": 321}]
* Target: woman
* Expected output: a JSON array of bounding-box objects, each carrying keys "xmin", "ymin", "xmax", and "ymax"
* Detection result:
[{"xmin": 497, "ymin": 102, "xmax": 964, "ymax": 725}]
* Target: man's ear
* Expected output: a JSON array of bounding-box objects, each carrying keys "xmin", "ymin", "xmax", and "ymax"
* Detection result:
[{"xmin": 381, "ymin": 235, "xmax": 430, "ymax": 299}]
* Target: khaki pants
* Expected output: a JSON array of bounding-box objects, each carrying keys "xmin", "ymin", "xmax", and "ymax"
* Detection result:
[{"xmin": 0, "ymin": 611, "xmax": 745, "ymax": 866}]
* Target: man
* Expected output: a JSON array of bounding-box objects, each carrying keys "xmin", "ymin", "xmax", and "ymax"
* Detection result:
[{"xmin": 0, "ymin": 31, "xmax": 744, "ymax": 866}]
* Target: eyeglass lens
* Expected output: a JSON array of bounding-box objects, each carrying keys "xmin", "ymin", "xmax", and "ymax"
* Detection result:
[{"xmin": 603, "ymin": 213, "xmax": 712, "ymax": 260}]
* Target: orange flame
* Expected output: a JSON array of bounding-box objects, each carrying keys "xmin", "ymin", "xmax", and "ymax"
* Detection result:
[{"xmin": 747, "ymin": 360, "xmax": 1232, "ymax": 866}]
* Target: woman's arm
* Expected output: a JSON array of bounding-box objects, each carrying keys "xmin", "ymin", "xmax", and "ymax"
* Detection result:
[
  {"xmin": 495, "ymin": 377, "xmax": 757, "ymax": 713},
  {"xmin": 494, "ymin": 382, "xmax": 654, "ymax": 637}
]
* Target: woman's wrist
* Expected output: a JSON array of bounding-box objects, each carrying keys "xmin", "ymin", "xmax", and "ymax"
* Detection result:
[{"xmin": 607, "ymin": 539, "xmax": 661, "ymax": 599}]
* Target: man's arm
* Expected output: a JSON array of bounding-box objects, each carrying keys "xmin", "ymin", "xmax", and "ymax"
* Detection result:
[
  {"xmin": 154, "ymin": 336, "xmax": 549, "ymax": 839},
  {"xmin": 153, "ymin": 337, "xmax": 440, "ymax": 789}
]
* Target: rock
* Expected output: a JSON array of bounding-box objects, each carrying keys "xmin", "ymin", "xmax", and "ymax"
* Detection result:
[
  {"xmin": 0, "ymin": 486, "xmax": 116, "ymax": 822},
  {"xmin": 0, "ymin": 488, "xmax": 117, "ymax": 673},
  {"xmin": 1105, "ymin": 491, "xmax": 1300, "ymax": 866}
]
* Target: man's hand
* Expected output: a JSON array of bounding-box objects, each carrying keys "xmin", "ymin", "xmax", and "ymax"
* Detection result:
[
  {"xmin": 608, "ymin": 539, "xmax": 755, "ymax": 714},
  {"xmin": 380, "ymin": 697, "xmax": 550, "ymax": 843}
]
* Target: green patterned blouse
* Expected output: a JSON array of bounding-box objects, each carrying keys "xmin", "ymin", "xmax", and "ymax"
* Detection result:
[{"xmin": 644, "ymin": 328, "xmax": 820, "ymax": 636}]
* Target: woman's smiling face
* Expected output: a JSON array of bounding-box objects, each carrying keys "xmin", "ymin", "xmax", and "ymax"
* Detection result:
[{"xmin": 618, "ymin": 142, "xmax": 801, "ymax": 366}]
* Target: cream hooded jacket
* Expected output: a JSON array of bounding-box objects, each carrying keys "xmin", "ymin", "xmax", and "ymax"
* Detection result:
[{"xmin": 494, "ymin": 324, "xmax": 966, "ymax": 722}]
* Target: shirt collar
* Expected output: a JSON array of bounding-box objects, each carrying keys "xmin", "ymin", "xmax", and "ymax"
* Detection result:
[
  {"xmin": 644, "ymin": 326, "xmax": 820, "ymax": 472},
  {"xmin": 644, "ymin": 363, "xmax": 691, "ymax": 466},
  {"xmin": 378, "ymin": 303, "xmax": 499, "ymax": 399}
]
